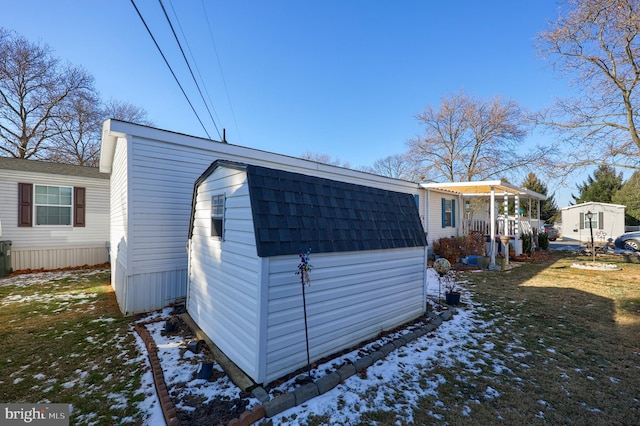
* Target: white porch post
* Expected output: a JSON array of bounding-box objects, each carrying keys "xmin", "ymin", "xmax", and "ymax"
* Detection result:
[
  {"xmin": 515, "ymin": 195, "xmax": 521, "ymax": 256},
  {"xmin": 490, "ymin": 187, "xmax": 496, "ymax": 266},
  {"xmin": 504, "ymin": 192, "xmax": 509, "ymax": 264}
]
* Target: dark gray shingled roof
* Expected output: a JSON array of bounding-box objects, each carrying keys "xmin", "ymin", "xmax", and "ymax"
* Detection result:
[
  {"xmin": 246, "ymin": 164, "xmax": 425, "ymax": 257},
  {"xmin": 0, "ymin": 156, "xmax": 107, "ymax": 179},
  {"xmin": 190, "ymin": 160, "xmax": 426, "ymax": 257}
]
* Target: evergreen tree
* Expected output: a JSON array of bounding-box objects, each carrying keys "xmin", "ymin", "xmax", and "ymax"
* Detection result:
[
  {"xmin": 571, "ymin": 165, "xmax": 623, "ymax": 204},
  {"xmin": 521, "ymin": 172, "xmax": 559, "ymax": 223},
  {"xmin": 612, "ymin": 172, "xmax": 640, "ymax": 226}
]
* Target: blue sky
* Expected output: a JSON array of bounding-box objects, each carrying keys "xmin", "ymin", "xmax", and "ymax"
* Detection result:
[{"xmin": 3, "ymin": 1, "xmax": 579, "ymax": 206}]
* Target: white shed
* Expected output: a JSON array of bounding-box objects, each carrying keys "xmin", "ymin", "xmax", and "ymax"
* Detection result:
[
  {"xmin": 0, "ymin": 157, "xmax": 109, "ymax": 271},
  {"xmin": 99, "ymin": 120, "xmax": 427, "ymax": 315},
  {"xmin": 560, "ymin": 202, "xmax": 626, "ymax": 243},
  {"xmin": 187, "ymin": 160, "xmax": 427, "ymax": 385}
]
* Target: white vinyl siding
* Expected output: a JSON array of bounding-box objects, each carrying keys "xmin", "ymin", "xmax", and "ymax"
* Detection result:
[
  {"xmin": 559, "ymin": 202, "xmax": 626, "ymax": 244},
  {"xmin": 0, "ymin": 166, "xmax": 109, "ymax": 271},
  {"xmin": 186, "ymin": 163, "xmax": 427, "ymax": 385},
  {"xmin": 109, "ymin": 136, "xmax": 130, "ymax": 311},
  {"xmin": 187, "ymin": 167, "xmax": 261, "ymax": 379},
  {"xmin": 263, "ymin": 247, "xmax": 424, "ymax": 384},
  {"xmin": 103, "ymin": 120, "xmax": 426, "ymax": 315},
  {"xmin": 426, "ymin": 190, "xmax": 460, "ymax": 246}
]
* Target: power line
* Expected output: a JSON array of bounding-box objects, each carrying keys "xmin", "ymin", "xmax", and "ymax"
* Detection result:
[
  {"xmin": 130, "ymin": 0, "xmax": 212, "ymax": 139},
  {"xmin": 200, "ymin": 0, "xmax": 243, "ymax": 144},
  {"xmin": 168, "ymin": 0, "xmax": 224, "ymax": 135},
  {"xmin": 158, "ymin": 0, "xmax": 221, "ymax": 140}
]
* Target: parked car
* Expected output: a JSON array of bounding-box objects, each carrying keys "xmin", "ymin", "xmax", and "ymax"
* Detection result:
[
  {"xmin": 613, "ymin": 231, "xmax": 640, "ymax": 251},
  {"xmin": 541, "ymin": 224, "xmax": 559, "ymax": 241}
]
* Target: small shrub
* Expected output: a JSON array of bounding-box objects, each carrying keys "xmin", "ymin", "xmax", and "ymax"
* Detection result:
[
  {"xmin": 538, "ymin": 232, "xmax": 549, "ymax": 250},
  {"xmin": 521, "ymin": 232, "xmax": 533, "ymax": 255}
]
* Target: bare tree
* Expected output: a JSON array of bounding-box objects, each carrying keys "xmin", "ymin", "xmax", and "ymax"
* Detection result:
[
  {"xmin": 537, "ymin": 0, "xmax": 640, "ymax": 173},
  {"xmin": 364, "ymin": 153, "xmax": 420, "ymax": 181},
  {"xmin": 0, "ymin": 28, "xmax": 94, "ymax": 159},
  {"xmin": 46, "ymin": 97, "xmax": 154, "ymax": 167},
  {"xmin": 47, "ymin": 90, "xmax": 102, "ymax": 166},
  {"xmin": 300, "ymin": 151, "xmax": 351, "ymax": 168},
  {"xmin": 103, "ymin": 99, "xmax": 153, "ymax": 126},
  {"xmin": 408, "ymin": 90, "xmax": 544, "ymax": 182}
]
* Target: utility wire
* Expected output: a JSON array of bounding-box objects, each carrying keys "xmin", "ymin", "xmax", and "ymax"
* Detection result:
[
  {"xmin": 167, "ymin": 1, "xmax": 223, "ymax": 133},
  {"xmin": 130, "ymin": 0, "xmax": 212, "ymax": 139},
  {"xmin": 158, "ymin": 0, "xmax": 222, "ymax": 140},
  {"xmin": 201, "ymin": 0, "xmax": 243, "ymax": 144}
]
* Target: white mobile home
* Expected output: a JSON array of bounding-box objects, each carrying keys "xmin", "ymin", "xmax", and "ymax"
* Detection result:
[
  {"xmin": 99, "ymin": 120, "xmax": 427, "ymax": 315},
  {"xmin": 187, "ymin": 160, "xmax": 427, "ymax": 385},
  {"xmin": 560, "ymin": 202, "xmax": 626, "ymax": 243},
  {"xmin": 0, "ymin": 157, "xmax": 109, "ymax": 271},
  {"xmin": 423, "ymin": 186, "xmax": 463, "ymax": 248}
]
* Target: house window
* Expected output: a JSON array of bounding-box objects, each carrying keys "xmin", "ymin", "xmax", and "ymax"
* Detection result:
[
  {"xmin": 442, "ymin": 198, "xmax": 456, "ymax": 228},
  {"xmin": 35, "ymin": 185, "xmax": 73, "ymax": 226},
  {"xmin": 211, "ymin": 194, "xmax": 225, "ymax": 239},
  {"xmin": 581, "ymin": 211, "xmax": 603, "ymax": 230}
]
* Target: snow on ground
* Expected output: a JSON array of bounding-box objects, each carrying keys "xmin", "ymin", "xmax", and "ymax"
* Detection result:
[
  {"xmin": 135, "ymin": 268, "xmax": 508, "ymax": 424},
  {"xmin": 2, "ymin": 267, "xmax": 511, "ymax": 424}
]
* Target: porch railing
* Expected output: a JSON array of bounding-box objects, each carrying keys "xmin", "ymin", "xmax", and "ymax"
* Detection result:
[{"xmin": 464, "ymin": 217, "xmax": 540, "ymax": 237}]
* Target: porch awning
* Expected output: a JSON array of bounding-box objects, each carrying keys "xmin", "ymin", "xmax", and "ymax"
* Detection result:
[{"xmin": 420, "ymin": 180, "xmax": 546, "ymax": 200}]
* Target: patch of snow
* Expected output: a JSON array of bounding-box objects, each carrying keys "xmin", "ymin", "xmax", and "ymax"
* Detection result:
[
  {"xmin": 91, "ymin": 317, "xmax": 117, "ymax": 323},
  {"xmin": 485, "ymin": 386, "xmax": 500, "ymax": 399}
]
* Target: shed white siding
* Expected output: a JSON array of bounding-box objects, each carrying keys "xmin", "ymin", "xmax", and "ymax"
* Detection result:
[
  {"xmin": 101, "ymin": 120, "xmax": 425, "ymax": 314},
  {"xmin": 187, "ymin": 166, "xmax": 262, "ymax": 380},
  {"xmin": 560, "ymin": 202, "xmax": 626, "ymax": 243},
  {"xmin": 263, "ymin": 247, "xmax": 425, "ymax": 384},
  {"xmin": 0, "ymin": 164, "xmax": 109, "ymax": 270}
]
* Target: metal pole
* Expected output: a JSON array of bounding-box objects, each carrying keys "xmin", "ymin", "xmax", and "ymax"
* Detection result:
[
  {"xmin": 589, "ymin": 218, "xmax": 595, "ymax": 263},
  {"xmin": 301, "ymin": 281, "xmax": 311, "ymax": 377}
]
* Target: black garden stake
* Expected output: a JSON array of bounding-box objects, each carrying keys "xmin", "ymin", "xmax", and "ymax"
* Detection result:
[{"xmin": 296, "ymin": 249, "xmax": 313, "ymax": 378}]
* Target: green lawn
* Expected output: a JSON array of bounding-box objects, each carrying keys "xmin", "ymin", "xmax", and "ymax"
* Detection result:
[
  {"xmin": 0, "ymin": 269, "xmax": 149, "ymax": 425},
  {"xmin": 2, "ymin": 253, "xmax": 639, "ymax": 425}
]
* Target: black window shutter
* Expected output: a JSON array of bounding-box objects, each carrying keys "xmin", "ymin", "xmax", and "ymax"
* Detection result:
[
  {"xmin": 18, "ymin": 183, "xmax": 33, "ymax": 227},
  {"xmin": 598, "ymin": 212, "xmax": 604, "ymax": 229},
  {"xmin": 579, "ymin": 213, "xmax": 584, "ymax": 229},
  {"xmin": 441, "ymin": 198, "xmax": 446, "ymax": 228},
  {"xmin": 74, "ymin": 187, "xmax": 86, "ymax": 227}
]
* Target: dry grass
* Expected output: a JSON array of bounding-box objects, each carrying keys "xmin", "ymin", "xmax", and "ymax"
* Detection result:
[
  {"xmin": 409, "ymin": 251, "xmax": 640, "ymax": 425},
  {"xmin": 0, "ymin": 269, "xmax": 148, "ymax": 425},
  {"xmin": 2, "ymin": 254, "xmax": 639, "ymax": 425}
]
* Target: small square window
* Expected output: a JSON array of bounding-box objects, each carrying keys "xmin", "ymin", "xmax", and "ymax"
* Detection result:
[
  {"xmin": 211, "ymin": 194, "xmax": 225, "ymax": 239},
  {"xmin": 34, "ymin": 185, "xmax": 72, "ymax": 226}
]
